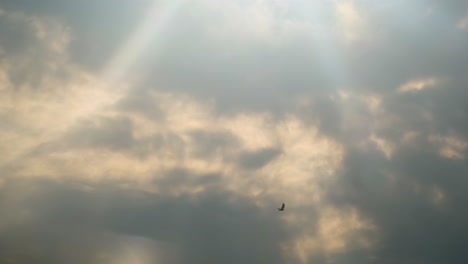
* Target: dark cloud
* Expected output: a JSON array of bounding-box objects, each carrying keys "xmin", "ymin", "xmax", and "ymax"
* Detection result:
[
  {"xmin": 189, "ymin": 130, "xmax": 239, "ymax": 158},
  {"xmin": 298, "ymin": 96, "xmax": 344, "ymax": 141},
  {"xmin": 238, "ymin": 147, "xmax": 282, "ymax": 170},
  {"xmin": 0, "ymin": 8, "xmax": 72, "ymax": 89},
  {"xmin": 0, "ymin": 0, "xmax": 153, "ymax": 71},
  {"xmin": 328, "ymin": 136, "xmax": 468, "ymax": 263},
  {"xmin": 342, "ymin": 2, "xmax": 468, "ymax": 93},
  {"xmin": 428, "ymin": 77, "xmax": 468, "ymax": 137},
  {"xmin": 153, "ymin": 168, "xmax": 222, "ymax": 193},
  {"xmin": 63, "ymin": 115, "xmax": 135, "ymax": 150},
  {"xmin": 116, "ymin": 89, "xmax": 166, "ymax": 121},
  {"xmin": 0, "ymin": 12, "xmax": 37, "ymax": 55},
  {"xmin": 0, "ymin": 179, "xmax": 286, "ymax": 264},
  {"xmin": 137, "ymin": 24, "xmax": 336, "ymax": 113}
]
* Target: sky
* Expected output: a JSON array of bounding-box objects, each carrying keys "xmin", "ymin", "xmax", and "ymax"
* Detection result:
[{"xmin": 0, "ymin": 0, "xmax": 468, "ymax": 263}]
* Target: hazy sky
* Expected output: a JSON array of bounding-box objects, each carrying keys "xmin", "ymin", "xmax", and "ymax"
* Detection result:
[{"xmin": 1, "ymin": 0, "xmax": 468, "ymax": 263}]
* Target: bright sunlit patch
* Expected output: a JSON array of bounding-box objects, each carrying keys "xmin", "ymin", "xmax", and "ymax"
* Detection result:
[
  {"xmin": 114, "ymin": 237, "xmax": 155, "ymax": 264},
  {"xmin": 458, "ymin": 14, "xmax": 468, "ymax": 30},
  {"xmin": 94, "ymin": 234, "xmax": 174, "ymax": 264},
  {"xmin": 222, "ymin": 113, "xmax": 276, "ymax": 151},
  {"xmin": 431, "ymin": 186, "xmax": 445, "ymax": 206},
  {"xmin": 285, "ymin": 206, "xmax": 376, "ymax": 263},
  {"xmin": 429, "ymin": 134, "xmax": 468, "ymax": 160},
  {"xmin": 398, "ymin": 77, "xmax": 438, "ymax": 93},
  {"xmin": 334, "ymin": 0, "xmax": 366, "ymax": 43},
  {"xmin": 370, "ymin": 134, "xmax": 394, "ymax": 159}
]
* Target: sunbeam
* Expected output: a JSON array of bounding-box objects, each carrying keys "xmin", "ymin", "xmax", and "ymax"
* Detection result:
[
  {"xmin": 72, "ymin": 0, "xmax": 184, "ymax": 123},
  {"xmin": 102, "ymin": 0, "xmax": 184, "ymax": 85}
]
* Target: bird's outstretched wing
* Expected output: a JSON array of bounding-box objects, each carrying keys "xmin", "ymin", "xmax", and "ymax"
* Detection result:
[{"xmin": 278, "ymin": 203, "xmax": 285, "ymax": 211}]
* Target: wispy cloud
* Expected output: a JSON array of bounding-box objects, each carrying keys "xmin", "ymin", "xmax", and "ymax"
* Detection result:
[
  {"xmin": 429, "ymin": 134, "xmax": 468, "ymax": 160},
  {"xmin": 334, "ymin": 1, "xmax": 367, "ymax": 43},
  {"xmin": 458, "ymin": 14, "xmax": 468, "ymax": 30},
  {"xmin": 398, "ymin": 77, "xmax": 439, "ymax": 93}
]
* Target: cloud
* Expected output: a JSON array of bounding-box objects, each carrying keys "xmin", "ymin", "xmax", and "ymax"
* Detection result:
[
  {"xmin": 334, "ymin": 0, "xmax": 368, "ymax": 43},
  {"xmin": 458, "ymin": 14, "xmax": 468, "ymax": 29},
  {"xmin": 0, "ymin": 179, "xmax": 284, "ymax": 264},
  {"xmin": 238, "ymin": 147, "xmax": 282, "ymax": 170},
  {"xmin": 1, "ymin": 1, "xmax": 468, "ymax": 263},
  {"xmin": 429, "ymin": 134, "xmax": 468, "ymax": 159},
  {"xmin": 62, "ymin": 115, "xmax": 135, "ymax": 150},
  {"xmin": 398, "ymin": 77, "xmax": 439, "ymax": 93},
  {"xmin": 0, "ymin": 7, "xmax": 367, "ymax": 262}
]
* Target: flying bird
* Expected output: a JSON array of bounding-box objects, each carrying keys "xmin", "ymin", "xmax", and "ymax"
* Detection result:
[{"xmin": 278, "ymin": 203, "xmax": 285, "ymax": 211}]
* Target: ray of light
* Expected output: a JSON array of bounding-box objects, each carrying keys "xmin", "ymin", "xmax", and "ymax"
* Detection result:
[
  {"xmin": 72, "ymin": 0, "xmax": 184, "ymax": 121},
  {"xmin": 101, "ymin": 0, "xmax": 184, "ymax": 85}
]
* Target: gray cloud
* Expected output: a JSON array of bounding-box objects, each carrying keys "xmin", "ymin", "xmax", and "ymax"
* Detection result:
[
  {"xmin": 0, "ymin": 8, "xmax": 70, "ymax": 89},
  {"xmin": 327, "ymin": 133, "xmax": 468, "ymax": 263},
  {"xmin": 62, "ymin": 115, "xmax": 135, "ymax": 150},
  {"xmin": 0, "ymin": 0, "xmax": 153, "ymax": 71},
  {"xmin": 116, "ymin": 89, "xmax": 166, "ymax": 121},
  {"xmin": 189, "ymin": 129, "xmax": 239, "ymax": 158},
  {"xmin": 238, "ymin": 147, "xmax": 282, "ymax": 170},
  {"xmin": 128, "ymin": 0, "xmax": 468, "ymax": 114},
  {"xmin": 0, "ymin": 179, "xmax": 286, "ymax": 264}
]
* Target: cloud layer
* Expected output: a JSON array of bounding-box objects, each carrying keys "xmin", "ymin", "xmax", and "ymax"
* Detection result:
[{"xmin": 1, "ymin": 1, "xmax": 468, "ymax": 263}]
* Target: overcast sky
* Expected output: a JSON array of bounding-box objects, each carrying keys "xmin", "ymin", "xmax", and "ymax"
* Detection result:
[{"xmin": 1, "ymin": 0, "xmax": 468, "ymax": 263}]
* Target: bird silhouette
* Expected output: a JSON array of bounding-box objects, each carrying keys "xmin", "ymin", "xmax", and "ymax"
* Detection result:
[{"xmin": 278, "ymin": 203, "xmax": 285, "ymax": 211}]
